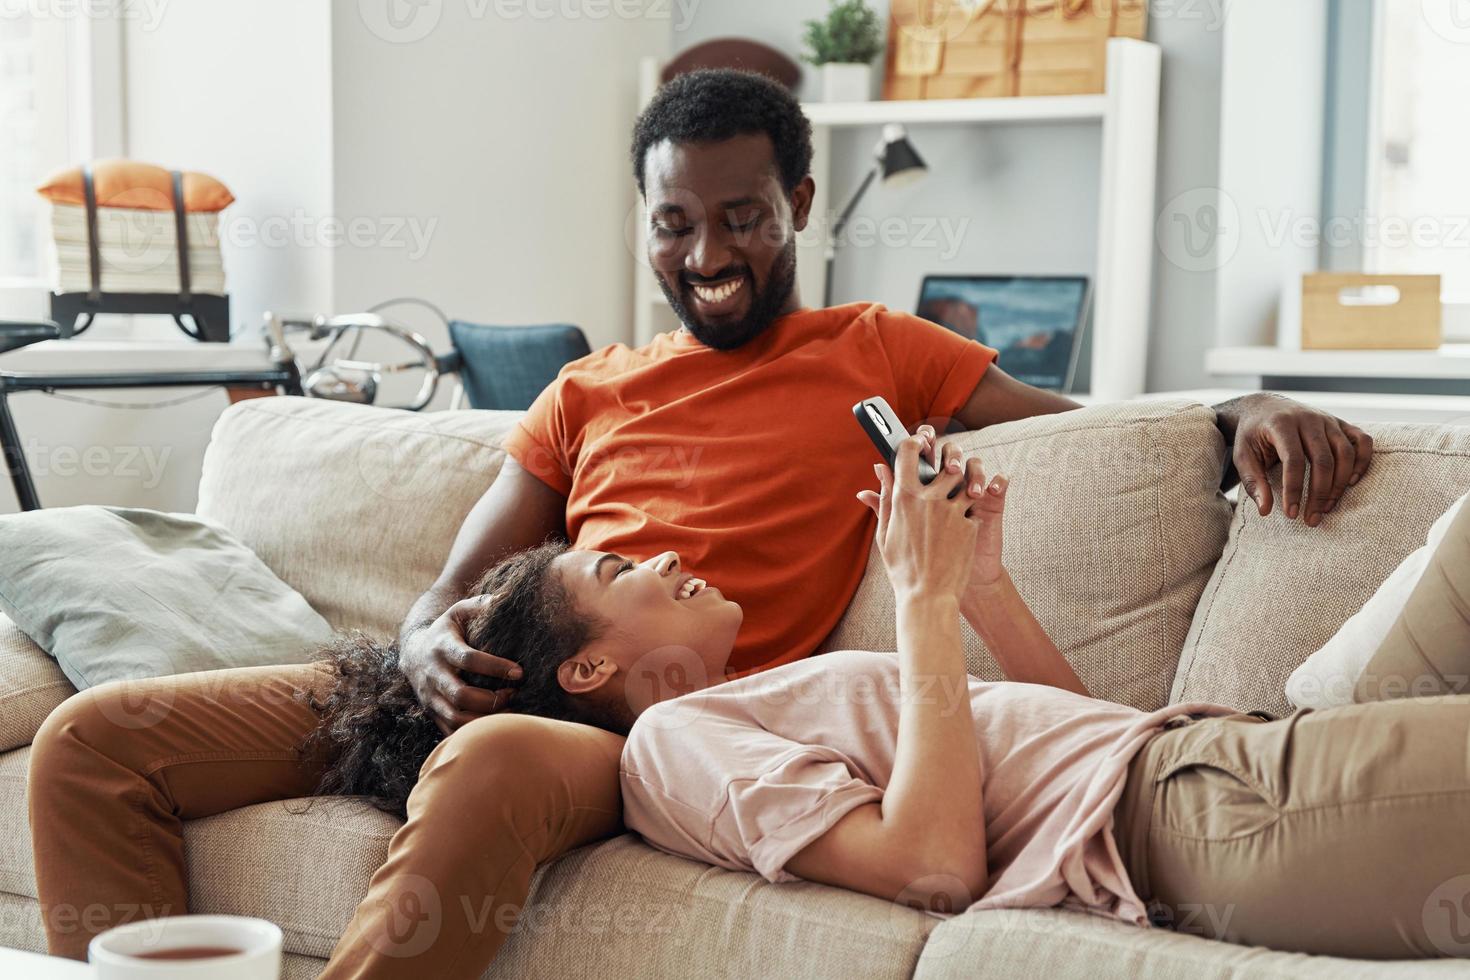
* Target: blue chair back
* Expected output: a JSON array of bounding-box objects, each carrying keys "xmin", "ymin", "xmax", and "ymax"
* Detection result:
[{"xmin": 447, "ymin": 321, "xmax": 591, "ymax": 411}]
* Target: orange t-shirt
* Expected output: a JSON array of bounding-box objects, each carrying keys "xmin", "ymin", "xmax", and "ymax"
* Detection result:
[{"xmin": 501, "ymin": 302, "xmax": 997, "ymax": 677}]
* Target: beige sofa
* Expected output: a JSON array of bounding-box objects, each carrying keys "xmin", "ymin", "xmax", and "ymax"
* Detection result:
[{"xmin": 3, "ymin": 395, "xmax": 1470, "ymax": 979}]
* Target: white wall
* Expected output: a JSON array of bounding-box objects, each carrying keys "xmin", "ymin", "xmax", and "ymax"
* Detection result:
[
  {"xmin": 1214, "ymin": 0, "xmax": 1326, "ymax": 351},
  {"xmin": 330, "ymin": 4, "xmax": 669, "ymax": 359}
]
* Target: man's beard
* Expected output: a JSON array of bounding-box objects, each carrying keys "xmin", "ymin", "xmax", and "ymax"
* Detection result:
[{"xmin": 655, "ymin": 238, "xmax": 798, "ymax": 352}]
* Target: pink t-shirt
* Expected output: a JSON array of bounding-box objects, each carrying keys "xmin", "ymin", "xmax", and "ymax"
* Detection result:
[{"xmin": 620, "ymin": 650, "xmax": 1239, "ymax": 924}]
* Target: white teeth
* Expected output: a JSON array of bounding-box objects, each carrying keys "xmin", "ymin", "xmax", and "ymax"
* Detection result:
[
  {"xmin": 692, "ymin": 279, "xmax": 742, "ymax": 304},
  {"xmin": 678, "ymin": 578, "xmax": 707, "ymax": 599}
]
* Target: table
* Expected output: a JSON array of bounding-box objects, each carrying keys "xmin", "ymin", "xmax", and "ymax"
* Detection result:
[{"xmin": 0, "ymin": 946, "xmax": 93, "ymax": 976}]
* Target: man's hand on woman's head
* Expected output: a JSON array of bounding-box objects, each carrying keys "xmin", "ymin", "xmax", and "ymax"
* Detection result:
[
  {"xmin": 1221, "ymin": 393, "xmax": 1374, "ymax": 527},
  {"xmin": 400, "ymin": 594, "xmax": 524, "ymax": 736}
]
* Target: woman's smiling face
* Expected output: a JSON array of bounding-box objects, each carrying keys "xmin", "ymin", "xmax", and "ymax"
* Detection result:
[{"xmin": 552, "ymin": 550, "xmax": 743, "ymax": 720}]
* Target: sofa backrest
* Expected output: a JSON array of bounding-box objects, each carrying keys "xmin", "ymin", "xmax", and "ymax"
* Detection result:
[
  {"xmin": 821, "ymin": 400, "xmax": 1233, "ymax": 711},
  {"xmin": 198, "ymin": 397, "xmax": 521, "ymax": 637},
  {"xmin": 198, "ymin": 398, "xmax": 1236, "ymax": 712},
  {"xmin": 1173, "ymin": 420, "xmax": 1470, "ymax": 717}
]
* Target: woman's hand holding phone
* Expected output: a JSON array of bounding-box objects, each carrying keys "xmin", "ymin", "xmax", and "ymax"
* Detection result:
[{"xmin": 857, "ymin": 433, "xmax": 1006, "ymax": 601}]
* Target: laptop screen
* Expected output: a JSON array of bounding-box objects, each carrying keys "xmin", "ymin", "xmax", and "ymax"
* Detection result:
[{"xmin": 916, "ymin": 275, "xmax": 1089, "ymax": 392}]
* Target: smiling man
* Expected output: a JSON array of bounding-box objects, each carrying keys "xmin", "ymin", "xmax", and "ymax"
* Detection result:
[{"xmin": 28, "ymin": 68, "xmax": 1375, "ymax": 979}]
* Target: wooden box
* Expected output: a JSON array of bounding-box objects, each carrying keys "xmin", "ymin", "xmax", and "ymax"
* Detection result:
[
  {"xmin": 883, "ymin": 0, "xmax": 1146, "ymax": 101},
  {"xmin": 1300, "ymin": 273, "xmax": 1442, "ymax": 350}
]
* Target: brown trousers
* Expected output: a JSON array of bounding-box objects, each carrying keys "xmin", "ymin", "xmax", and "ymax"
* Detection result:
[
  {"xmin": 27, "ymin": 663, "xmax": 626, "ymax": 975},
  {"xmin": 1113, "ymin": 497, "xmax": 1470, "ymax": 959}
]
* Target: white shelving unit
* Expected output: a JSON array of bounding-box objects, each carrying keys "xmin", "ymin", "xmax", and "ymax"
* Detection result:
[
  {"xmin": 800, "ymin": 94, "xmax": 1107, "ymax": 127},
  {"xmin": 633, "ymin": 39, "xmax": 1162, "ymax": 401},
  {"xmin": 1207, "ymin": 345, "xmax": 1470, "ymax": 381}
]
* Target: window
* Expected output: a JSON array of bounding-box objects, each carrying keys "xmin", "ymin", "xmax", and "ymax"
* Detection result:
[
  {"xmin": 1366, "ymin": 1, "xmax": 1470, "ymax": 300},
  {"xmin": 0, "ymin": 14, "xmax": 71, "ymax": 288}
]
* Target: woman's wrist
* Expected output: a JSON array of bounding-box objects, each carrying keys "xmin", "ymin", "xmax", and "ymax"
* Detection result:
[{"xmin": 895, "ymin": 586, "xmax": 961, "ymax": 617}]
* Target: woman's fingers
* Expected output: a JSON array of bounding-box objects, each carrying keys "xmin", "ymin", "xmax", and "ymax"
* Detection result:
[
  {"xmin": 968, "ymin": 473, "xmax": 1009, "ymax": 517},
  {"xmin": 915, "ymin": 424, "xmax": 938, "ymax": 471},
  {"xmin": 894, "ymin": 434, "xmax": 925, "ymax": 490},
  {"xmin": 963, "ymin": 456, "xmax": 988, "ymax": 499},
  {"xmin": 873, "ymin": 462, "xmax": 894, "ymax": 539}
]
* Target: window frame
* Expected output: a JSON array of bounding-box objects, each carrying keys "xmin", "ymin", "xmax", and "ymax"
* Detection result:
[{"xmin": 0, "ymin": 12, "xmax": 123, "ymax": 315}]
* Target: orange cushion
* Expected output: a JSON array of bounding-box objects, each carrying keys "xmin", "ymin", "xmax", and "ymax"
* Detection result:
[{"xmin": 36, "ymin": 159, "xmax": 234, "ymax": 213}]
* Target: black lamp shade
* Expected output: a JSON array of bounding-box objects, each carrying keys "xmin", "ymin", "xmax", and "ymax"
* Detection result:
[{"xmin": 880, "ymin": 137, "xmax": 927, "ymax": 186}]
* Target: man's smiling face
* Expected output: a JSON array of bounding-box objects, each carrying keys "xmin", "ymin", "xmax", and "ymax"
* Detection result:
[{"xmin": 642, "ymin": 132, "xmax": 814, "ymax": 350}]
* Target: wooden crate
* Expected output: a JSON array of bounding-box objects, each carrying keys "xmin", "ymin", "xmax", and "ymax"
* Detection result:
[
  {"xmin": 884, "ymin": 0, "xmax": 1146, "ymax": 100},
  {"xmin": 1300, "ymin": 273, "xmax": 1442, "ymax": 350}
]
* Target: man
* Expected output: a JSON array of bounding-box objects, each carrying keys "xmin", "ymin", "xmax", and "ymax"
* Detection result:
[
  {"xmin": 29, "ymin": 69, "xmax": 1372, "ymax": 977},
  {"xmin": 402, "ymin": 68, "xmax": 1372, "ymax": 723}
]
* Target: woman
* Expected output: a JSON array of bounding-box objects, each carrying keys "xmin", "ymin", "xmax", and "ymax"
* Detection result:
[{"xmin": 311, "ymin": 436, "xmax": 1470, "ymax": 962}]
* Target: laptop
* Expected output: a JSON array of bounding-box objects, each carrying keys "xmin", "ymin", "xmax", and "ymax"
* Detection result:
[{"xmin": 915, "ymin": 274, "xmax": 1090, "ymax": 393}]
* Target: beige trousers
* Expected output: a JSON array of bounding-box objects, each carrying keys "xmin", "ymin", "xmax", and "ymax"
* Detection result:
[{"xmin": 1113, "ymin": 498, "xmax": 1470, "ymax": 959}]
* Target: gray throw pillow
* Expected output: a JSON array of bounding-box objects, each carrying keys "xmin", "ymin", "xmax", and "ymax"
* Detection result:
[{"xmin": 0, "ymin": 506, "xmax": 332, "ymax": 690}]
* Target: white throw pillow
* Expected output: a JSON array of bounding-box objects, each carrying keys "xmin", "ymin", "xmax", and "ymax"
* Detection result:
[{"xmin": 1286, "ymin": 491, "xmax": 1469, "ymax": 709}]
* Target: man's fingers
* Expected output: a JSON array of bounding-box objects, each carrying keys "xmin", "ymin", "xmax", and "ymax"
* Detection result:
[
  {"xmin": 1300, "ymin": 421, "xmax": 1337, "ymax": 526},
  {"xmin": 430, "ymin": 695, "xmax": 484, "ymax": 734},
  {"xmin": 1275, "ymin": 426, "xmax": 1308, "ymax": 520},
  {"xmin": 1344, "ymin": 424, "xmax": 1373, "ymax": 485},
  {"xmin": 449, "ymin": 591, "xmax": 501, "ymax": 619},
  {"xmin": 445, "ymin": 643, "xmax": 522, "ymax": 680},
  {"xmin": 1322, "ymin": 424, "xmax": 1357, "ymax": 514},
  {"xmin": 856, "ymin": 489, "xmax": 880, "ymax": 515},
  {"xmin": 433, "ymin": 670, "xmax": 506, "ymax": 717},
  {"xmin": 1234, "ymin": 445, "xmax": 1272, "ymax": 516}
]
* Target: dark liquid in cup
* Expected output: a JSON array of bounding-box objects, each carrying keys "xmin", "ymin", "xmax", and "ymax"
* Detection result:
[{"xmin": 130, "ymin": 946, "xmax": 243, "ymax": 960}]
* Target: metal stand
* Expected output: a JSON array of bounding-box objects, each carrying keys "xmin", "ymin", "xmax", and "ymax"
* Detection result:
[{"xmin": 49, "ymin": 291, "xmax": 231, "ymax": 343}]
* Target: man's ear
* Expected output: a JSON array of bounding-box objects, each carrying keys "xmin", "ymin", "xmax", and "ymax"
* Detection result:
[
  {"xmin": 558, "ymin": 651, "xmax": 617, "ymax": 696},
  {"xmin": 790, "ymin": 174, "xmax": 816, "ymax": 233}
]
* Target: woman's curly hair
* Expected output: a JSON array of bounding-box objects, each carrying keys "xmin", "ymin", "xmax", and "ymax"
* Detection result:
[{"xmin": 303, "ymin": 541, "xmax": 618, "ymax": 819}]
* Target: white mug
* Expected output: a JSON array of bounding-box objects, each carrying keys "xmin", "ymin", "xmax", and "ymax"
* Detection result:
[{"xmin": 89, "ymin": 914, "xmax": 282, "ymax": 979}]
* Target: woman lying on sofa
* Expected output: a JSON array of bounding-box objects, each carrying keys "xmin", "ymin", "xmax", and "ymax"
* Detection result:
[{"xmin": 311, "ymin": 435, "xmax": 1470, "ymax": 962}]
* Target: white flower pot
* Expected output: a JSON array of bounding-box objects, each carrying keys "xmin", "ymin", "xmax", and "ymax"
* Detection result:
[{"xmin": 818, "ymin": 63, "xmax": 872, "ymax": 103}]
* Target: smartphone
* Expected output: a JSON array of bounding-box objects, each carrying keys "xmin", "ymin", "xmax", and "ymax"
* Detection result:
[{"xmin": 853, "ymin": 396, "xmax": 938, "ymax": 485}]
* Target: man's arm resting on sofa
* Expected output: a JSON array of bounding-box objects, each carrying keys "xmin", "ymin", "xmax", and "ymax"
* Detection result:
[
  {"xmin": 399, "ymin": 457, "xmax": 568, "ymax": 733},
  {"xmin": 950, "ymin": 367, "xmax": 1375, "ymax": 527}
]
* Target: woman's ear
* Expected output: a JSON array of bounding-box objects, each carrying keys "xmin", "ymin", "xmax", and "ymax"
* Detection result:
[{"xmin": 557, "ymin": 651, "xmax": 618, "ymax": 696}]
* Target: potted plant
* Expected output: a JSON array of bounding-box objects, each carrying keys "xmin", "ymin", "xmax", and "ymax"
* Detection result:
[{"xmin": 801, "ymin": 0, "xmax": 885, "ymax": 103}]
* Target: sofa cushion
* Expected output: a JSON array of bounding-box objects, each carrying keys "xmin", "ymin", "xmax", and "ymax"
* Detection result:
[
  {"xmin": 196, "ymin": 397, "xmax": 523, "ymax": 637},
  {"xmin": 915, "ymin": 905, "xmax": 1464, "ymax": 979},
  {"xmin": 822, "ymin": 400, "xmax": 1232, "ymax": 711},
  {"xmin": 1172, "ymin": 422, "xmax": 1470, "ymax": 718},
  {"xmin": 0, "ymin": 616, "xmax": 73, "ymax": 752}
]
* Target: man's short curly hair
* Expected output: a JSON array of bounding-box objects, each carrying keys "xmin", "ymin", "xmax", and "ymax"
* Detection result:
[{"xmin": 631, "ymin": 69, "xmax": 813, "ymax": 196}]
